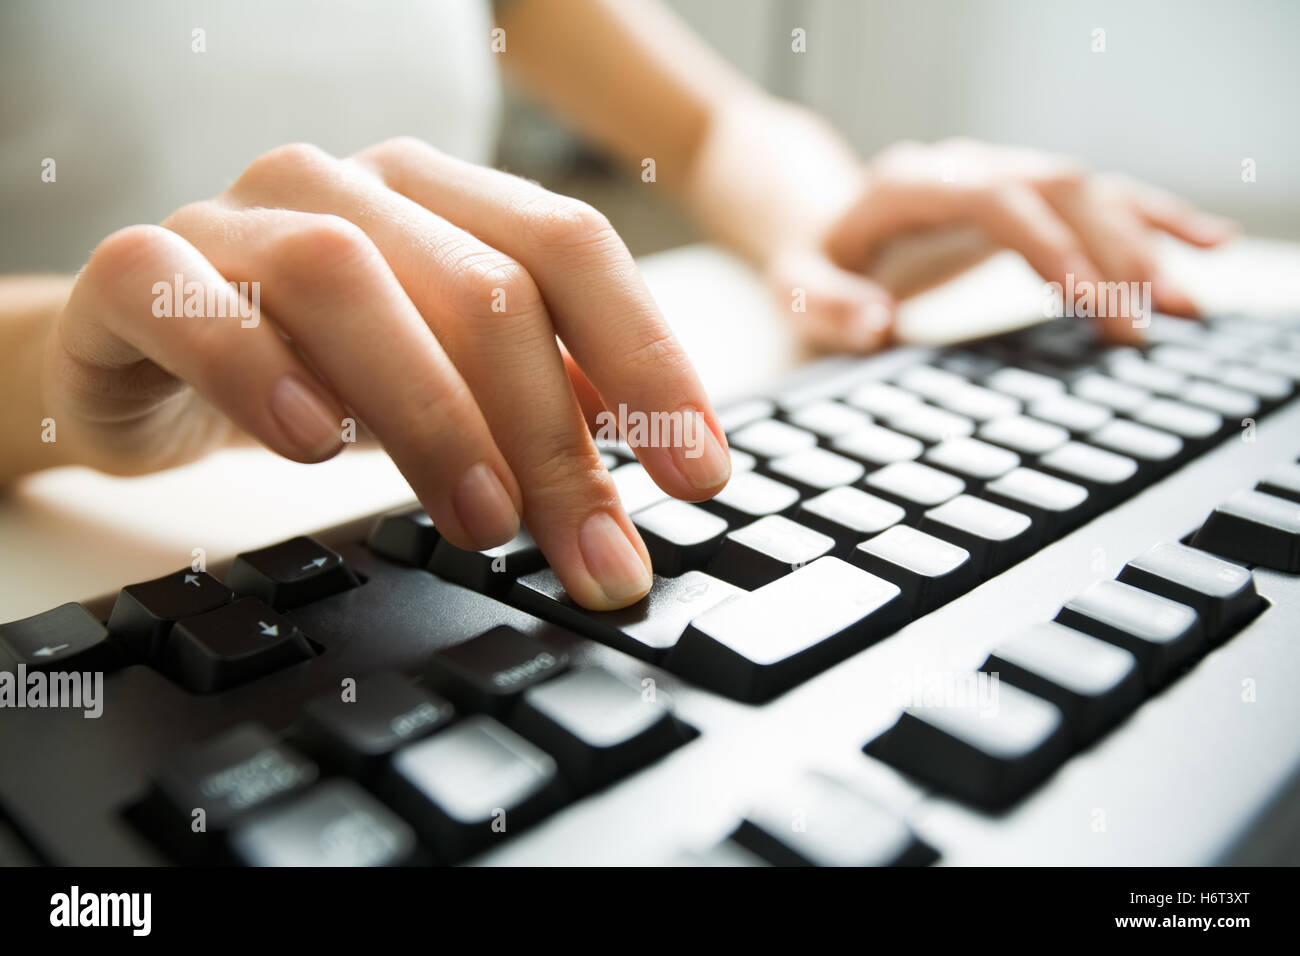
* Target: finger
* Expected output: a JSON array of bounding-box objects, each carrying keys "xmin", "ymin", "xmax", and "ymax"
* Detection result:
[
  {"xmin": 216, "ymin": 145, "xmax": 653, "ymax": 609},
  {"xmin": 768, "ymin": 247, "xmax": 895, "ymax": 352},
  {"xmin": 60, "ymin": 223, "xmax": 348, "ymax": 465},
  {"xmin": 165, "ymin": 200, "xmax": 524, "ymax": 553},
  {"xmin": 1118, "ymin": 177, "xmax": 1240, "ymax": 248},
  {"xmin": 1045, "ymin": 181, "xmax": 1201, "ymax": 323},
  {"xmin": 350, "ymin": 138, "xmax": 731, "ymax": 502}
]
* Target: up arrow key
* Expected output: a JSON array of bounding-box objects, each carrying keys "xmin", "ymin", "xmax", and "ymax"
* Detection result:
[
  {"xmin": 183, "ymin": 574, "xmax": 201, "ymax": 587},
  {"xmin": 257, "ymin": 621, "xmax": 279, "ymax": 637}
]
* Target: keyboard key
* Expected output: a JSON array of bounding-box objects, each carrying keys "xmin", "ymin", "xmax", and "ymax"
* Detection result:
[
  {"xmin": 229, "ymin": 779, "xmax": 418, "ymax": 867},
  {"xmin": 982, "ymin": 467, "xmax": 1089, "ymax": 540},
  {"xmin": 1117, "ymin": 541, "xmax": 1263, "ymax": 643},
  {"xmin": 297, "ymin": 672, "xmax": 454, "ymax": 777},
  {"xmin": 0, "ymin": 603, "xmax": 113, "ymax": 672},
  {"xmin": 1190, "ymin": 489, "xmax": 1300, "ymax": 572},
  {"xmin": 1054, "ymin": 580, "xmax": 1203, "ymax": 687},
  {"xmin": 1088, "ymin": 419, "xmax": 1184, "ymax": 465},
  {"xmin": 1107, "ymin": 353, "xmax": 1187, "ymax": 396},
  {"xmin": 919, "ymin": 494, "xmax": 1033, "ymax": 574},
  {"xmin": 1255, "ymin": 351, "xmax": 1300, "ymax": 381},
  {"xmin": 1214, "ymin": 363, "xmax": 1292, "ymax": 402},
  {"xmin": 785, "ymin": 399, "xmax": 871, "ymax": 438},
  {"xmin": 936, "ymin": 383, "xmax": 1021, "ymax": 422},
  {"xmin": 986, "ymin": 367, "xmax": 1065, "ymax": 402},
  {"xmin": 865, "ymin": 681, "xmax": 1068, "ymax": 809},
  {"xmin": 108, "ymin": 569, "xmax": 233, "ymax": 658},
  {"xmin": 164, "ymin": 598, "xmax": 315, "ymax": 693},
  {"xmin": 429, "ymin": 528, "xmax": 546, "ymax": 594},
  {"xmin": 1182, "ymin": 380, "xmax": 1259, "ymax": 419},
  {"xmin": 980, "ymin": 622, "xmax": 1143, "ymax": 744},
  {"xmin": 700, "ymin": 470, "xmax": 800, "ymax": 525},
  {"xmin": 365, "ymin": 508, "xmax": 440, "ymax": 567},
  {"xmin": 1132, "ymin": 398, "xmax": 1222, "ymax": 441},
  {"xmin": 610, "ymin": 462, "xmax": 670, "ymax": 514},
  {"xmin": 425, "ymin": 624, "xmax": 571, "ymax": 712},
  {"xmin": 864, "ymin": 460, "xmax": 965, "ymax": 519},
  {"xmin": 717, "ymin": 399, "xmax": 776, "ymax": 433},
  {"xmin": 1037, "ymin": 441, "xmax": 1138, "ymax": 501},
  {"xmin": 886, "ymin": 404, "xmax": 975, "ymax": 443},
  {"xmin": 937, "ymin": 349, "xmax": 1006, "ymax": 380},
  {"xmin": 1148, "ymin": 344, "xmax": 1219, "ymax": 377},
  {"xmin": 708, "ymin": 515, "xmax": 835, "ymax": 590},
  {"xmin": 977, "ymin": 414, "xmax": 1069, "ymax": 457},
  {"xmin": 845, "ymin": 381, "xmax": 922, "ymax": 418},
  {"xmin": 510, "ymin": 668, "xmax": 690, "ymax": 791},
  {"xmin": 668, "ymin": 557, "xmax": 902, "ymax": 702},
  {"xmin": 1070, "ymin": 372, "xmax": 1150, "ymax": 414},
  {"xmin": 895, "ymin": 365, "xmax": 968, "ymax": 402},
  {"xmin": 729, "ymin": 449, "xmax": 758, "ymax": 472},
  {"xmin": 512, "ymin": 570, "xmax": 741, "ymax": 661},
  {"xmin": 830, "ymin": 424, "xmax": 924, "ymax": 466},
  {"xmin": 731, "ymin": 773, "xmax": 936, "ymax": 867},
  {"xmin": 144, "ymin": 723, "xmax": 318, "ymax": 859},
  {"xmin": 380, "ymin": 715, "xmax": 562, "ymax": 861},
  {"xmin": 1028, "ymin": 394, "xmax": 1113, "ymax": 433},
  {"xmin": 851, "ymin": 525, "xmax": 974, "ymax": 611},
  {"xmin": 766, "ymin": 447, "xmax": 866, "ymax": 494},
  {"xmin": 1257, "ymin": 462, "xmax": 1300, "ymax": 503},
  {"xmin": 633, "ymin": 499, "xmax": 730, "ymax": 576},
  {"xmin": 729, "ymin": 419, "xmax": 817, "ymax": 459},
  {"xmin": 922, "ymin": 437, "xmax": 1020, "ymax": 483},
  {"xmin": 796, "ymin": 486, "xmax": 905, "ymax": 553},
  {"xmin": 227, "ymin": 536, "xmax": 359, "ymax": 611}
]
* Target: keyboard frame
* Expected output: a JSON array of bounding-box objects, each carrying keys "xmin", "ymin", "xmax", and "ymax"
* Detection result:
[{"xmin": 4, "ymin": 340, "xmax": 1300, "ymax": 865}]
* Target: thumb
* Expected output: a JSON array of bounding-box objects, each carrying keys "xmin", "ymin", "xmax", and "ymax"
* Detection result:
[{"xmin": 768, "ymin": 248, "xmax": 896, "ymax": 353}]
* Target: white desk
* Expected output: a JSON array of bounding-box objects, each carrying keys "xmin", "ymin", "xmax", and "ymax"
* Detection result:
[{"xmin": 3, "ymin": 237, "xmax": 1297, "ymax": 620}]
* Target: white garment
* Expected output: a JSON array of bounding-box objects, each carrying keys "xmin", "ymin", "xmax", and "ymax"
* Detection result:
[{"xmin": 0, "ymin": 0, "xmax": 502, "ymax": 271}]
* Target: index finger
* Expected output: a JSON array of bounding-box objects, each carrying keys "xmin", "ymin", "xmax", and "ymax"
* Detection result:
[{"xmin": 351, "ymin": 139, "xmax": 731, "ymax": 503}]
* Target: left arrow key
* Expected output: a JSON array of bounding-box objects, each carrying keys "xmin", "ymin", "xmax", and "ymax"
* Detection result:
[{"xmin": 0, "ymin": 603, "xmax": 115, "ymax": 672}]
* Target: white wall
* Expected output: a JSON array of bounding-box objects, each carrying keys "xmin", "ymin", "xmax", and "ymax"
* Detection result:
[{"xmin": 667, "ymin": 0, "xmax": 1300, "ymax": 237}]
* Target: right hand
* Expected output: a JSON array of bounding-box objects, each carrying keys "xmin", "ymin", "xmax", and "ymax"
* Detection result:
[{"xmin": 42, "ymin": 138, "xmax": 732, "ymax": 610}]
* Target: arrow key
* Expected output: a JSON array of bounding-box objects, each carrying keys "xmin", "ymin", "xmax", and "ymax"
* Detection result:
[
  {"xmin": 108, "ymin": 570, "xmax": 234, "ymax": 658},
  {"xmin": 227, "ymin": 536, "xmax": 359, "ymax": 610},
  {"xmin": 164, "ymin": 597, "xmax": 315, "ymax": 693},
  {"xmin": 0, "ymin": 603, "xmax": 115, "ymax": 672}
]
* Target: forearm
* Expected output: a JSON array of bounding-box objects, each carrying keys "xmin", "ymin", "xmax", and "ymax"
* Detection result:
[
  {"xmin": 497, "ymin": 0, "xmax": 863, "ymax": 267},
  {"xmin": 0, "ymin": 275, "xmax": 74, "ymax": 484}
]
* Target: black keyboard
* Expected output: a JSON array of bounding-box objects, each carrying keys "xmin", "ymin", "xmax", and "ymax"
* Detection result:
[{"xmin": 3, "ymin": 314, "xmax": 1300, "ymax": 866}]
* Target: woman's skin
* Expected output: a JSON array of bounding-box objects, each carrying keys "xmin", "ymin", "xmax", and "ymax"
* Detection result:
[{"xmin": 0, "ymin": 0, "xmax": 1238, "ymax": 611}]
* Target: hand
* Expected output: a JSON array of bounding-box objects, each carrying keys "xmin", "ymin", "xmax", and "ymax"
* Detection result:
[
  {"xmin": 41, "ymin": 138, "xmax": 732, "ymax": 610},
  {"xmin": 768, "ymin": 138, "xmax": 1239, "ymax": 350}
]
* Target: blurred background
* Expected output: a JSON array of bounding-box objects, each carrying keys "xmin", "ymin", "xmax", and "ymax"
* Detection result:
[{"xmin": 498, "ymin": 0, "xmax": 1300, "ymax": 255}]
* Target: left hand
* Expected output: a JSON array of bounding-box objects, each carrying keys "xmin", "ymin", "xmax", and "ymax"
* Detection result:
[{"xmin": 768, "ymin": 137, "xmax": 1239, "ymax": 350}]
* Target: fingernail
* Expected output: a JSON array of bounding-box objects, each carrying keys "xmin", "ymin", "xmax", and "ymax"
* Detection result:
[
  {"xmin": 452, "ymin": 462, "xmax": 520, "ymax": 548},
  {"xmin": 269, "ymin": 377, "xmax": 341, "ymax": 458},
  {"xmin": 578, "ymin": 510, "xmax": 652, "ymax": 606},
  {"xmin": 672, "ymin": 408, "xmax": 731, "ymax": 491}
]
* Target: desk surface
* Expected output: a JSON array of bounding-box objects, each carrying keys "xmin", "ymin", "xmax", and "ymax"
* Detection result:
[{"xmin": 3, "ymin": 237, "xmax": 1298, "ymax": 620}]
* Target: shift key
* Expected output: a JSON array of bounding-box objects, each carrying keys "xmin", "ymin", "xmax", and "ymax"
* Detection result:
[{"xmin": 666, "ymin": 557, "xmax": 902, "ymax": 702}]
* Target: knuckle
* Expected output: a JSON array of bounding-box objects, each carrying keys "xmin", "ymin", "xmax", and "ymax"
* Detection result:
[
  {"xmin": 520, "ymin": 194, "xmax": 618, "ymax": 253},
  {"xmin": 270, "ymin": 214, "xmax": 376, "ymax": 277},
  {"xmin": 234, "ymin": 142, "xmax": 333, "ymax": 195},
  {"xmin": 161, "ymin": 199, "xmax": 221, "ymax": 234},
  {"xmin": 621, "ymin": 325, "xmax": 690, "ymax": 378},
  {"xmin": 85, "ymin": 224, "xmax": 178, "ymax": 284},
  {"xmin": 527, "ymin": 431, "xmax": 607, "ymax": 494},
  {"xmin": 444, "ymin": 248, "xmax": 540, "ymax": 319}
]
